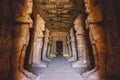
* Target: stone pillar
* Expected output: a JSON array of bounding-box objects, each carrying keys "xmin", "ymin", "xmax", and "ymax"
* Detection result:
[
  {"xmin": 32, "ymin": 15, "xmax": 47, "ymax": 67},
  {"xmin": 83, "ymin": 0, "xmax": 107, "ymax": 79},
  {"xmin": 50, "ymin": 37, "xmax": 57, "ymax": 57},
  {"xmin": 67, "ymin": 35, "xmax": 72, "ymax": 58},
  {"xmin": 42, "ymin": 28, "xmax": 51, "ymax": 62},
  {"xmin": 68, "ymin": 27, "xmax": 77, "ymax": 61},
  {"xmin": 46, "ymin": 42, "xmax": 51, "ymax": 58},
  {"xmin": 63, "ymin": 36, "xmax": 69, "ymax": 58},
  {"xmin": 46, "ymin": 35, "xmax": 52, "ymax": 58},
  {"xmin": 11, "ymin": 0, "xmax": 36, "ymax": 80},
  {"xmin": 72, "ymin": 14, "xmax": 88, "ymax": 68}
]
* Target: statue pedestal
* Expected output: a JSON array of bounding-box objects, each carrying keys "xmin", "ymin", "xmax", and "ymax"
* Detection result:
[
  {"xmin": 32, "ymin": 61, "xmax": 48, "ymax": 68},
  {"xmin": 68, "ymin": 56, "xmax": 77, "ymax": 62},
  {"xmin": 43, "ymin": 57, "xmax": 52, "ymax": 62},
  {"xmin": 72, "ymin": 60, "xmax": 88, "ymax": 68}
]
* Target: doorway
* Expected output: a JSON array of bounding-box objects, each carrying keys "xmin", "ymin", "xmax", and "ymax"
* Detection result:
[{"xmin": 56, "ymin": 41, "xmax": 63, "ymax": 54}]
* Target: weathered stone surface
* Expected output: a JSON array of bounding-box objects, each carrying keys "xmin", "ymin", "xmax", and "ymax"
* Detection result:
[
  {"xmin": 83, "ymin": 0, "xmax": 107, "ymax": 79},
  {"xmin": 12, "ymin": 0, "xmax": 33, "ymax": 23},
  {"xmin": 72, "ymin": 14, "xmax": 89, "ymax": 68},
  {"xmin": 68, "ymin": 27, "xmax": 77, "ymax": 62},
  {"xmin": 32, "ymin": 14, "xmax": 47, "ymax": 67},
  {"xmin": 34, "ymin": 0, "xmax": 81, "ymax": 31},
  {"xmin": 0, "ymin": 0, "xmax": 12, "ymax": 79},
  {"xmin": 11, "ymin": 0, "xmax": 37, "ymax": 80},
  {"xmin": 66, "ymin": 35, "xmax": 72, "ymax": 58},
  {"xmin": 42, "ymin": 28, "xmax": 52, "ymax": 62},
  {"xmin": 0, "ymin": 24, "xmax": 11, "ymax": 79},
  {"xmin": 47, "ymin": 42, "xmax": 51, "ymax": 58},
  {"xmin": 105, "ymin": 1, "xmax": 120, "ymax": 78},
  {"xmin": 50, "ymin": 32, "xmax": 69, "ymax": 57},
  {"xmin": 85, "ymin": 0, "xmax": 103, "ymax": 23},
  {"xmin": 12, "ymin": 24, "xmax": 36, "ymax": 80}
]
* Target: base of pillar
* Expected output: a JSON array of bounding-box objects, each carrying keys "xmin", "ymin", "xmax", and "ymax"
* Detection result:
[
  {"xmin": 68, "ymin": 57, "xmax": 77, "ymax": 62},
  {"xmin": 63, "ymin": 53, "xmax": 69, "ymax": 58},
  {"xmin": 32, "ymin": 62, "xmax": 48, "ymax": 68},
  {"xmin": 43, "ymin": 57, "xmax": 52, "ymax": 62},
  {"xmin": 22, "ymin": 69, "xmax": 37, "ymax": 80},
  {"xmin": 83, "ymin": 68, "xmax": 108, "ymax": 80},
  {"xmin": 16, "ymin": 71, "xmax": 30, "ymax": 80},
  {"xmin": 49, "ymin": 53, "xmax": 56, "ymax": 58},
  {"xmin": 72, "ymin": 60, "xmax": 88, "ymax": 68},
  {"xmin": 14, "ymin": 70, "xmax": 36, "ymax": 80},
  {"xmin": 82, "ymin": 67, "xmax": 98, "ymax": 78}
]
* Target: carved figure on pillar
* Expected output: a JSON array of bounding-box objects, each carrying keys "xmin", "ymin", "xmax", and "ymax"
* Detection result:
[
  {"xmin": 68, "ymin": 27, "xmax": 77, "ymax": 62},
  {"xmin": 32, "ymin": 15, "xmax": 47, "ymax": 67},
  {"xmin": 42, "ymin": 28, "xmax": 52, "ymax": 62},
  {"xmin": 67, "ymin": 35, "xmax": 72, "ymax": 58},
  {"xmin": 63, "ymin": 36, "xmax": 69, "ymax": 58},
  {"xmin": 72, "ymin": 14, "xmax": 88, "ymax": 68},
  {"xmin": 12, "ymin": 0, "xmax": 37, "ymax": 80},
  {"xmin": 82, "ymin": 0, "xmax": 107, "ymax": 79}
]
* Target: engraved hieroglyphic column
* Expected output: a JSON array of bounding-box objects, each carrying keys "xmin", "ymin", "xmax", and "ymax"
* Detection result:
[
  {"xmin": 32, "ymin": 14, "xmax": 47, "ymax": 67},
  {"xmin": 12, "ymin": 0, "xmax": 37, "ymax": 80},
  {"xmin": 83, "ymin": 0, "xmax": 107, "ymax": 79},
  {"xmin": 68, "ymin": 27, "xmax": 77, "ymax": 61}
]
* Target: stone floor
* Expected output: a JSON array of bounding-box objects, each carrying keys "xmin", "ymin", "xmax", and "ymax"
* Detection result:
[{"xmin": 36, "ymin": 54, "xmax": 84, "ymax": 80}]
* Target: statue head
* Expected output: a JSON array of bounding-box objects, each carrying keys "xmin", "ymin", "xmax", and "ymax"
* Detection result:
[
  {"xmin": 24, "ymin": 0, "xmax": 33, "ymax": 15},
  {"xmin": 12, "ymin": 0, "xmax": 33, "ymax": 23},
  {"xmin": 87, "ymin": 4, "xmax": 103, "ymax": 22},
  {"xmin": 84, "ymin": 0, "xmax": 95, "ymax": 13}
]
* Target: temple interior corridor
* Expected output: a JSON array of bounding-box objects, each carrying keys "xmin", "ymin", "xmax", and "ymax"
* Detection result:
[{"xmin": 0, "ymin": 0, "xmax": 120, "ymax": 80}]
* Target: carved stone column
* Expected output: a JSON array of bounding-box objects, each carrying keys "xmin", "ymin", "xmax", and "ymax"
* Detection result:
[
  {"xmin": 50, "ymin": 37, "xmax": 57, "ymax": 58},
  {"xmin": 72, "ymin": 14, "xmax": 88, "ymax": 68},
  {"xmin": 83, "ymin": 0, "xmax": 107, "ymax": 79},
  {"xmin": 63, "ymin": 36, "xmax": 69, "ymax": 58},
  {"xmin": 46, "ymin": 42, "xmax": 51, "ymax": 58},
  {"xmin": 67, "ymin": 35, "xmax": 72, "ymax": 58},
  {"xmin": 42, "ymin": 28, "xmax": 51, "ymax": 62},
  {"xmin": 46, "ymin": 35, "xmax": 52, "ymax": 58},
  {"xmin": 68, "ymin": 27, "xmax": 77, "ymax": 61},
  {"xmin": 32, "ymin": 15, "xmax": 47, "ymax": 67},
  {"xmin": 12, "ymin": 0, "xmax": 37, "ymax": 80}
]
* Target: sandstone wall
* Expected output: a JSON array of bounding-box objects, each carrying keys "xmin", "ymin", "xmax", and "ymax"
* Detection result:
[
  {"xmin": 0, "ymin": 0, "xmax": 12, "ymax": 79},
  {"xmin": 50, "ymin": 32, "xmax": 69, "ymax": 55},
  {"xmin": 105, "ymin": 1, "xmax": 120, "ymax": 78}
]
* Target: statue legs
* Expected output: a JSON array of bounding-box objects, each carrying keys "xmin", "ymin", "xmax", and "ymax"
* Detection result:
[
  {"xmin": 32, "ymin": 41, "xmax": 47, "ymax": 67},
  {"xmin": 82, "ymin": 24, "xmax": 107, "ymax": 79},
  {"xmin": 12, "ymin": 24, "xmax": 37, "ymax": 80}
]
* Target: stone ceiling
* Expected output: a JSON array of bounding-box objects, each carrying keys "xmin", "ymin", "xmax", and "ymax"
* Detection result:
[{"xmin": 34, "ymin": 0, "xmax": 84, "ymax": 32}]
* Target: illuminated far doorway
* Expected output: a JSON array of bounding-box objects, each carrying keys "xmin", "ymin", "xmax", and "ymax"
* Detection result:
[{"xmin": 56, "ymin": 41, "xmax": 63, "ymax": 55}]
